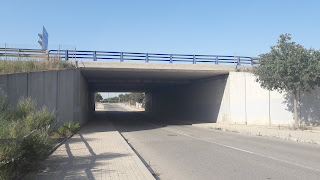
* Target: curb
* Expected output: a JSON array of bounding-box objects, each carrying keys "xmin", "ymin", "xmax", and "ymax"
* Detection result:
[
  {"xmin": 118, "ymin": 132, "xmax": 159, "ymax": 180},
  {"xmin": 49, "ymin": 133, "xmax": 74, "ymax": 155}
]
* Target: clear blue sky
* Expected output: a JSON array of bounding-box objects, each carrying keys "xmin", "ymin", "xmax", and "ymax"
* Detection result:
[{"xmin": 1, "ymin": 0, "xmax": 320, "ymax": 57}]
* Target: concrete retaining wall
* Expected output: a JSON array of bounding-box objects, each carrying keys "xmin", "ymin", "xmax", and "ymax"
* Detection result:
[
  {"xmin": 223, "ymin": 72, "xmax": 320, "ymax": 126},
  {"xmin": 0, "ymin": 69, "xmax": 89, "ymax": 126},
  {"xmin": 148, "ymin": 72, "xmax": 320, "ymax": 126}
]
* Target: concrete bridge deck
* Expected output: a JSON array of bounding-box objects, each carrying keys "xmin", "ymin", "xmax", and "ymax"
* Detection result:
[{"xmin": 78, "ymin": 61, "xmax": 251, "ymax": 92}]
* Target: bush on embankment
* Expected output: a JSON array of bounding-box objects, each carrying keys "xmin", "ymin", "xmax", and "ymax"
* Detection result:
[
  {"xmin": 0, "ymin": 58, "xmax": 74, "ymax": 74},
  {"xmin": 0, "ymin": 95, "xmax": 57, "ymax": 179}
]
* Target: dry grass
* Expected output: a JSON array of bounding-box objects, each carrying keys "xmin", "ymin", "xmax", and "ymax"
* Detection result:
[{"xmin": 0, "ymin": 57, "xmax": 75, "ymax": 74}]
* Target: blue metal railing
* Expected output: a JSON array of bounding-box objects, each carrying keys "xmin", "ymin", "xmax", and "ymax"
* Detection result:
[
  {"xmin": 49, "ymin": 50, "xmax": 259, "ymax": 65},
  {"xmin": 0, "ymin": 48, "xmax": 259, "ymax": 65}
]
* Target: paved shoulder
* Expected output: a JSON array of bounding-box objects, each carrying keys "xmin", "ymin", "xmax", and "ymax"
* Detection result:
[{"xmin": 26, "ymin": 114, "xmax": 154, "ymax": 180}]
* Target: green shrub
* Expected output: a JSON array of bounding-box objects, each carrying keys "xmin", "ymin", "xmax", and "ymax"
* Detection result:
[
  {"xmin": 23, "ymin": 130, "xmax": 55, "ymax": 164},
  {"xmin": 16, "ymin": 97, "xmax": 36, "ymax": 119},
  {"xmin": 64, "ymin": 122, "xmax": 80, "ymax": 133},
  {"xmin": 0, "ymin": 90, "xmax": 6, "ymax": 112},
  {"xmin": 25, "ymin": 107, "xmax": 56, "ymax": 130},
  {"xmin": 56, "ymin": 125, "xmax": 69, "ymax": 137},
  {"xmin": 0, "ymin": 142, "xmax": 22, "ymax": 179},
  {"xmin": 0, "ymin": 96, "xmax": 57, "ymax": 179},
  {"xmin": 55, "ymin": 122, "xmax": 80, "ymax": 138}
]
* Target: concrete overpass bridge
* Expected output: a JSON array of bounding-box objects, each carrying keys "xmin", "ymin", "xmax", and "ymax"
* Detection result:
[
  {"xmin": 2, "ymin": 48, "xmax": 307, "ymax": 127},
  {"xmin": 79, "ymin": 61, "xmax": 251, "ymax": 124},
  {"xmin": 3, "ymin": 48, "xmax": 320, "ymax": 179}
]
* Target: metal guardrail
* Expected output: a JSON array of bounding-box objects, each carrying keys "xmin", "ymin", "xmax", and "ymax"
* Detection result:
[
  {"xmin": 0, "ymin": 48, "xmax": 259, "ymax": 65},
  {"xmin": 0, "ymin": 48, "xmax": 48, "ymax": 59}
]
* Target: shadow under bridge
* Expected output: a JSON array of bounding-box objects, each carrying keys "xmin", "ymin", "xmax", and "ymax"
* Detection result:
[{"xmin": 80, "ymin": 61, "xmax": 234, "ymax": 124}]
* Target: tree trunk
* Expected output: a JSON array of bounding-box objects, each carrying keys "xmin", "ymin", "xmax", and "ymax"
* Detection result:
[{"xmin": 293, "ymin": 92, "xmax": 299, "ymax": 129}]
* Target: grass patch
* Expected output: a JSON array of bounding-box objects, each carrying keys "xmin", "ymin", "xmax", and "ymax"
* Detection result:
[{"xmin": 0, "ymin": 58, "xmax": 75, "ymax": 74}]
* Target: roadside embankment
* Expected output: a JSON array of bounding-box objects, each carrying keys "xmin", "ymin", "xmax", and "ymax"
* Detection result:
[{"xmin": 0, "ymin": 59, "xmax": 75, "ymax": 74}]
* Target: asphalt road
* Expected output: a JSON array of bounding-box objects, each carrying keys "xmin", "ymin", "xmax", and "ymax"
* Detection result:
[{"xmin": 103, "ymin": 103, "xmax": 320, "ymax": 180}]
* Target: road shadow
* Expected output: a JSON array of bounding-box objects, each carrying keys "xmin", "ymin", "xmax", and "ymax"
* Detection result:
[
  {"xmin": 283, "ymin": 89, "xmax": 320, "ymax": 126},
  {"xmin": 26, "ymin": 109, "xmax": 216, "ymax": 179},
  {"xmin": 25, "ymin": 113, "xmax": 129, "ymax": 180},
  {"xmin": 105, "ymin": 111, "xmax": 202, "ymax": 133},
  {"xmin": 30, "ymin": 142, "xmax": 128, "ymax": 180}
]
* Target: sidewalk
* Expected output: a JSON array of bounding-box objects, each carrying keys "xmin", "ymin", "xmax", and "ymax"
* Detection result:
[
  {"xmin": 193, "ymin": 123, "xmax": 320, "ymax": 145},
  {"xmin": 26, "ymin": 112, "xmax": 154, "ymax": 180}
]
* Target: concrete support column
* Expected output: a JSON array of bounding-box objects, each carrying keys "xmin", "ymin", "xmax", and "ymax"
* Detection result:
[
  {"xmin": 88, "ymin": 91, "xmax": 95, "ymax": 117},
  {"xmin": 145, "ymin": 92, "xmax": 152, "ymax": 112}
]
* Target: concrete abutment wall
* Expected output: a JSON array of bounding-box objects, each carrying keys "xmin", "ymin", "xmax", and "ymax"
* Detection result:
[
  {"xmin": 0, "ymin": 69, "xmax": 89, "ymax": 126},
  {"xmin": 147, "ymin": 72, "xmax": 320, "ymax": 126}
]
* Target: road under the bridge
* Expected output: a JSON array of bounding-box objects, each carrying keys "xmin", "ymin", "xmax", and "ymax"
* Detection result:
[
  {"xmin": 103, "ymin": 103, "xmax": 320, "ymax": 180},
  {"xmin": 81, "ymin": 61, "xmax": 239, "ymax": 123}
]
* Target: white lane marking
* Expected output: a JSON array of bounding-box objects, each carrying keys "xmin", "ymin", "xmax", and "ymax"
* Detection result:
[{"xmin": 148, "ymin": 123, "xmax": 320, "ymax": 173}]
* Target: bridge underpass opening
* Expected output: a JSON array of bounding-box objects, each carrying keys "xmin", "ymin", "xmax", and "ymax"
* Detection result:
[
  {"xmin": 94, "ymin": 92, "xmax": 146, "ymax": 112},
  {"xmin": 80, "ymin": 62, "xmax": 231, "ymax": 124}
]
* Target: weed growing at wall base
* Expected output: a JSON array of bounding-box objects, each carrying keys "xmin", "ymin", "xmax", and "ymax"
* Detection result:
[{"xmin": 55, "ymin": 122, "xmax": 80, "ymax": 138}]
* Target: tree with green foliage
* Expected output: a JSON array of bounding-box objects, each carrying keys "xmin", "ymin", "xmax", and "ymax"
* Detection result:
[
  {"xmin": 118, "ymin": 93, "xmax": 144, "ymax": 104},
  {"xmin": 254, "ymin": 34, "xmax": 320, "ymax": 128},
  {"xmin": 131, "ymin": 93, "xmax": 145, "ymax": 103},
  {"xmin": 95, "ymin": 93, "xmax": 103, "ymax": 102},
  {"xmin": 119, "ymin": 94, "xmax": 129, "ymax": 102},
  {"xmin": 102, "ymin": 96, "xmax": 120, "ymax": 103}
]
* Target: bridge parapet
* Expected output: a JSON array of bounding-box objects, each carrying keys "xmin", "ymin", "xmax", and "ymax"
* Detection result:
[{"xmin": 0, "ymin": 48, "xmax": 259, "ymax": 66}]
